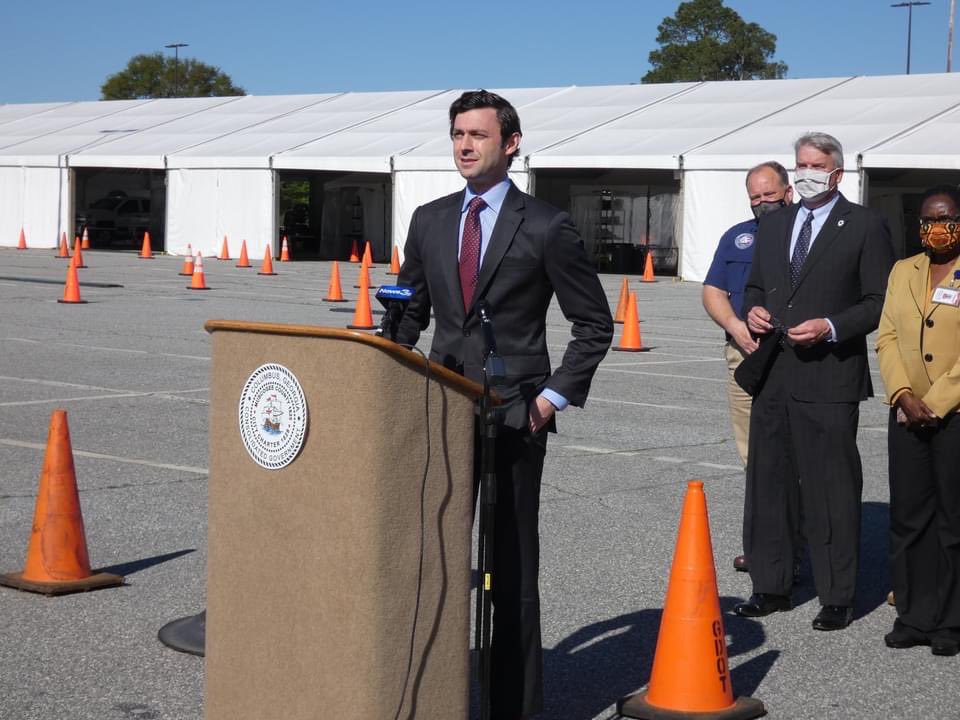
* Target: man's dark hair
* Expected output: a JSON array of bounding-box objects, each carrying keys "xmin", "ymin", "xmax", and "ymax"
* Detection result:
[
  {"xmin": 919, "ymin": 184, "xmax": 960, "ymax": 212},
  {"xmin": 449, "ymin": 90, "xmax": 522, "ymax": 165}
]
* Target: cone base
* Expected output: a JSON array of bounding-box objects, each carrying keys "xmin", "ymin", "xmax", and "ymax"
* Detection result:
[
  {"xmin": 612, "ymin": 345, "xmax": 650, "ymax": 352},
  {"xmin": 158, "ymin": 610, "xmax": 206, "ymax": 657},
  {"xmin": 236, "ymin": 263, "xmax": 252, "ymax": 268},
  {"xmin": 323, "ymin": 298, "xmax": 348, "ymax": 303},
  {"xmin": 187, "ymin": 287, "xmax": 211, "ymax": 291},
  {"xmin": 258, "ymin": 271, "xmax": 277, "ymax": 276},
  {"xmin": 0, "ymin": 570, "xmax": 123, "ymax": 596},
  {"xmin": 178, "ymin": 271, "xmax": 193, "ymax": 276},
  {"xmin": 346, "ymin": 324, "xmax": 377, "ymax": 330},
  {"xmin": 641, "ymin": 278, "xmax": 657, "ymax": 283},
  {"xmin": 618, "ymin": 690, "xmax": 765, "ymax": 720},
  {"xmin": 73, "ymin": 264, "xmax": 87, "ymax": 269},
  {"xmin": 386, "ymin": 271, "xmax": 398, "ymax": 275},
  {"xmin": 139, "ymin": 256, "xmax": 155, "ymax": 260},
  {"xmin": 57, "ymin": 298, "xmax": 88, "ymax": 304}
]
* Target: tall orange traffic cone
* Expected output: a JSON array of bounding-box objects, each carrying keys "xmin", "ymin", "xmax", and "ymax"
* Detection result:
[
  {"xmin": 17, "ymin": 227, "xmax": 27, "ymax": 250},
  {"xmin": 0, "ymin": 410, "xmax": 123, "ymax": 595},
  {"xmin": 218, "ymin": 235, "xmax": 230, "ymax": 261},
  {"xmin": 187, "ymin": 252, "xmax": 209, "ymax": 290},
  {"xmin": 324, "ymin": 261, "xmax": 347, "ymax": 302},
  {"xmin": 57, "ymin": 231, "xmax": 70, "ymax": 259},
  {"xmin": 353, "ymin": 261, "xmax": 378, "ymax": 289},
  {"xmin": 72, "ymin": 236, "xmax": 87, "ymax": 268},
  {"xmin": 347, "ymin": 269, "xmax": 376, "ymax": 330},
  {"xmin": 614, "ymin": 277, "xmax": 630, "ymax": 324},
  {"xmin": 348, "ymin": 239, "xmax": 360, "ymax": 263},
  {"xmin": 139, "ymin": 231, "xmax": 154, "ymax": 259},
  {"xmin": 618, "ymin": 481, "xmax": 765, "ymax": 719},
  {"xmin": 612, "ymin": 293, "xmax": 649, "ymax": 352},
  {"xmin": 387, "ymin": 246, "xmax": 401, "ymax": 275},
  {"xmin": 258, "ymin": 245, "xmax": 277, "ymax": 276},
  {"xmin": 179, "ymin": 244, "xmax": 195, "ymax": 276},
  {"xmin": 362, "ymin": 241, "xmax": 374, "ymax": 267},
  {"xmin": 280, "ymin": 236, "xmax": 291, "ymax": 262},
  {"xmin": 236, "ymin": 240, "xmax": 251, "ymax": 268},
  {"xmin": 81, "ymin": 226, "xmax": 90, "ymax": 249},
  {"xmin": 58, "ymin": 257, "xmax": 86, "ymax": 304},
  {"xmin": 641, "ymin": 249, "xmax": 656, "ymax": 283}
]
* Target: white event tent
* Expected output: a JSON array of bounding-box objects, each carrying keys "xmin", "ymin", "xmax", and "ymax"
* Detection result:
[{"xmin": 1, "ymin": 73, "xmax": 959, "ymax": 280}]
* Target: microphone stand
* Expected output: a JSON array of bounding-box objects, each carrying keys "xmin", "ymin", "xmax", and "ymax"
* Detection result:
[{"xmin": 475, "ymin": 301, "xmax": 504, "ymax": 720}]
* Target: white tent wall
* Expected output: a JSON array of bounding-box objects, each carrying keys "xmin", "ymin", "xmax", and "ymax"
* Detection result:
[
  {"xmin": 680, "ymin": 168, "xmax": 864, "ymax": 283},
  {"xmin": 391, "ymin": 169, "xmax": 529, "ymax": 263},
  {"xmin": 0, "ymin": 165, "xmax": 68, "ymax": 249},
  {"xmin": 166, "ymin": 168, "xmax": 273, "ymax": 259}
]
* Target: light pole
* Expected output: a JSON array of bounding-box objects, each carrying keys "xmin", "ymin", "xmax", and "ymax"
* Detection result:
[
  {"xmin": 891, "ymin": 2, "xmax": 931, "ymax": 74},
  {"xmin": 949, "ymin": 0, "xmax": 956, "ymax": 71},
  {"xmin": 164, "ymin": 43, "xmax": 189, "ymax": 97}
]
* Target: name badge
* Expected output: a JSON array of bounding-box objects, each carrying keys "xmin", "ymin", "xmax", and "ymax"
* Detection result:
[{"xmin": 932, "ymin": 287, "xmax": 960, "ymax": 306}]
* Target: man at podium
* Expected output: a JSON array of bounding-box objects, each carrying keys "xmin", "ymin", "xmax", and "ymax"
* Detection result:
[{"xmin": 395, "ymin": 90, "xmax": 614, "ymax": 719}]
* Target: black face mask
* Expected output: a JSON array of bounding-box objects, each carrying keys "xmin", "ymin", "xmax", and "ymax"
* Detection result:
[{"xmin": 751, "ymin": 199, "xmax": 787, "ymax": 219}]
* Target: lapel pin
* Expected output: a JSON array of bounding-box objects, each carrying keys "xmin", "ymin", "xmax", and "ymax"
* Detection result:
[{"xmin": 837, "ymin": 219, "xmax": 846, "ymax": 227}]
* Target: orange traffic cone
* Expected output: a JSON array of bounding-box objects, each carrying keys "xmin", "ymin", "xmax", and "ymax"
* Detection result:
[
  {"xmin": 280, "ymin": 236, "xmax": 291, "ymax": 262},
  {"xmin": 0, "ymin": 410, "xmax": 123, "ymax": 595},
  {"xmin": 81, "ymin": 226, "xmax": 90, "ymax": 249},
  {"xmin": 139, "ymin": 231, "xmax": 154, "ymax": 259},
  {"xmin": 179, "ymin": 244, "xmax": 195, "ymax": 276},
  {"xmin": 187, "ymin": 252, "xmax": 209, "ymax": 290},
  {"xmin": 236, "ymin": 240, "xmax": 252, "ymax": 268},
  {"xmin": 387, "ymin": 246, "xmax": 401, "ymax": 275},
  {"xmin": 641, "ymin": 249, "xmax": 656, "ymax": 283},
  {"xmin": 362, "ymin": 241, "xmax": 375, "ymax": 267},
  {"xmin": 613, "ymin": 277, "xmax": 630, "ymax": 324},
  {"xmin": 17, "ymin": 227, "xmax": 27, "ymax": 250},
  {"xmin": 72, "ymin": 236, "xmax": 87, "ymax": 268},
  {"xmin": 347, "ymin": 269, "xmax": 376, "ymax": 330},
  {"xmin": 619, "ymin": 481, "xmax": 765, "ymax": 719},
  {"xmin": 258, "ymin": 245, "xmax": 277, "ymax": 276},
  {"xmin": 58, "ymin": 257, "xmax": 86, "ymax": 304},
  {"xmin": 57, "ymin": 231, "xmax": 70, "ymax": 259},
  {"xmin": 612, "ymin": 293, "xmax": 649, "ymax": 352},
  {"xmin": 218, "ymin": 235, "xmax": 230, "ymax": 261},
  {"xmin": 324, "ymin": 261, "xmax": 347, "ymax": 302},
  {"xmin": 353, "ymin": 261, "xmax": 378, "ymax": 289},
  {"xmin": 348, "ymin": 239, "xmax": 360, "ymax": 263}
]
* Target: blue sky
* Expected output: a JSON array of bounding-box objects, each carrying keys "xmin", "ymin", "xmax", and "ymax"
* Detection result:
[{"xmin": 1, "ymin": 1, "xmax": 956, "ymax": 103}]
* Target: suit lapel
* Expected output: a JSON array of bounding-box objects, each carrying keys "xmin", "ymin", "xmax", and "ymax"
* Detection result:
[
  {"xmin": 908, "ymin": 253, "xmax": 929, "ymax": 317},
  {"xmin": 774, "ymin": 204, "xmax": 801, "ymax": 300},
  {"xmin": 439, "ymin": 191, "xmax": 467, "ymax": 319},
  {"xmin": 470, "ymin": 183, "xmax": 524, "ymax": 314},
  {"xmin": 793, "ymin": 195, "xmax": 851, "ymax": 290}
]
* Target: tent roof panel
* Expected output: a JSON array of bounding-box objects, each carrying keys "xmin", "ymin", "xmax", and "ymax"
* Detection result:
[{"xmin": 861, "ymin": 103, "xmax": 960, "ymax": 168}]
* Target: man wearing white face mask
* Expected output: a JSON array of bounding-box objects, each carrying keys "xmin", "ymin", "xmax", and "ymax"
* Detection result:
[{"xmin": 733, "ymin": 132, "xmax": 897, "ymax": 632}]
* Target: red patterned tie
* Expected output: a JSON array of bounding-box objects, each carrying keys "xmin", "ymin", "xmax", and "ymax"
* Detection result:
[{"xmin": 459, "ymin": 196, "xmax": 486, "ymax": 310}]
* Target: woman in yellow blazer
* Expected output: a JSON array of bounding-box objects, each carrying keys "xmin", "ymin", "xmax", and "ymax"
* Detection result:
[{"xmin": 877, "ymin": 185, "xmax": 960, "ymax": 656}]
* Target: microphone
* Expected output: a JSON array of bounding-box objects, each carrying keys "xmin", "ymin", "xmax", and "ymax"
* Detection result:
[
  {"xmin": 375, "ymin": 285, "xmax": 416, "ymax": 339},
  {"xmin": 476, "ymin": 300, "xmax": 505, "ymax": 383}
]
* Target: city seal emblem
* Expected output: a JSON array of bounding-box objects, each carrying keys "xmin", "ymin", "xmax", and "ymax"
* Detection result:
[
  {"xmin": 238, "ymin": 363, "xmax": 308, "ymax": 470},
  {"xmin": 734, "ymin": 232, "xmax": 754, "ymax": 250}
]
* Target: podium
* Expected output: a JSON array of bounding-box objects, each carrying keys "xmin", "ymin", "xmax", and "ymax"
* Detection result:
[{"xmin": 203, "ymin": 321, "xmax": 482, "ymax": 720}]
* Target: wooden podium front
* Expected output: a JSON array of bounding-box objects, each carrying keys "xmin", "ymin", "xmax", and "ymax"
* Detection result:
[{"xmin": 203, "ymin": 322, "xmax": 480, "ymax": 720}]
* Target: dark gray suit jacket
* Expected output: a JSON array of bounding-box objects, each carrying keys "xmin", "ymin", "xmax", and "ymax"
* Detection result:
[
  {"xmin": 395, "ymin": 183, "xmax": 613, "ymax": 429},
  {"xmin": 743, "ymin": 194, "xmax": 897, "ymax": 402}
]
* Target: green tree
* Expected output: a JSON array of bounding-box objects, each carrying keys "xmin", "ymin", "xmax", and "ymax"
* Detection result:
[
  {"xmin": 643, "ymin": 0, "xmax": 787, "ymax": 83},
  {"xmin": 101, "ymin": 53, "xmax": 245, "ymax": 100}
]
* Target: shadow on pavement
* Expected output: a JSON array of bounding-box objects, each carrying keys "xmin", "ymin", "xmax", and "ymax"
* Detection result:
[{"xmin": 99, "ymin": 548, "xmax": 196, "ymax": 577}]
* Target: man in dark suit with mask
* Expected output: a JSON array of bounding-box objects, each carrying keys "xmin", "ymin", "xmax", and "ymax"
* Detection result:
[
  {"xmin": 394, "ymin": 90, "xmax": 613, "ymax": 719},
  {"xmin": 733, "ymin": 132, "xmax": 896, "ymax": 631}
]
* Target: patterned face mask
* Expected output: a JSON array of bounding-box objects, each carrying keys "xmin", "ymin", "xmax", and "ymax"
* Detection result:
[{"xmin": 919, "ymin": 217, "xmax": 960, "ymax": 254}]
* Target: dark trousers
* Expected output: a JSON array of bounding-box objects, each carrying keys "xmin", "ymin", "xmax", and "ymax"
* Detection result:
[
  {"xmin": 888, "ymin": 409, "xmax": 960, "ymax": 632},
  {"xmin": 745, "ymin": 363, "xmax": 863, "ymax": 606},
  {"xmin": 475, "ymin": 423, "xmax": 547, "ymax": 719}
]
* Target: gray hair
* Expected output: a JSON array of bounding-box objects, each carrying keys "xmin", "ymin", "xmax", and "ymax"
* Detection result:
[
  {"xmin": 794, "ymin": 132, "xmax": 844, "ymax": 168},
  {"xmin": 745, "ymin": 161, "xmax": 790, "ymax": 189}
]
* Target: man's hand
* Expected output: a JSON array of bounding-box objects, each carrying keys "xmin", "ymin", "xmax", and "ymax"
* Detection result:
[
  {"xmin": 786, "ymin": 318, "xmax": 831, "ymax": 347},
  {"xmin": 746, "ymin": 306, "xmax": 774, "ymax": 335},
  {"xmin": 529, "ymin": 395, "xmax": 556, "ymax": 434},
  {"xmin": 729, "ymin": 320, "xmax": 759, "ymax": 355},
  {"xmin": 896, "ymin": 391, "xmax": 939, "ymax": 428}
]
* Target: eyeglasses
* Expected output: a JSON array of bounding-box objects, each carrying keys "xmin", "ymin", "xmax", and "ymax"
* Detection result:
[{"xmin": 919, "ymin": 216, "xmax": 960, "ymax": 228}]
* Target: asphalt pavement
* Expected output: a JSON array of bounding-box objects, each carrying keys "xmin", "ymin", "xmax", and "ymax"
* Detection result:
[{"xmin": 0, "ymin": 248, "xmax": 955, "ymax": 720}]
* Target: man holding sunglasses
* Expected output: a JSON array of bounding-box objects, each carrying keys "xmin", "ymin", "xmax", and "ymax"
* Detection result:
[{"xmin": 734, "ymin": 132, "xmax": 897, "ymax": 631}]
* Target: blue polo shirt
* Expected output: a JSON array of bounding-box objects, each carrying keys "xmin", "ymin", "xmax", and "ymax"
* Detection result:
[{"xmin": 703, "ymin": 218, "xmax": 758, "ymax": 321}]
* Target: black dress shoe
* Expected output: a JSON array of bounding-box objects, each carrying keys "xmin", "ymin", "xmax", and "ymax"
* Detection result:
[
  {"xmin": 931, "ymin": 629, "xmax": 960, "ymax": 656},
  {"xmin": 884, "ymin": 619, "xmax": 929, "ymax": 649},
  {"xmin": 812, "ymin": 605, "xmax": 853, "ymax": 631},
  {"xmin": 734, "ymin": 593, "xmax": 791, "ymax": 617},
  {"xmin": 733, "ymin": 555, "xmax": 748, "ymax": 572}
]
